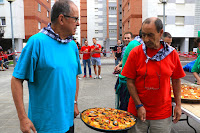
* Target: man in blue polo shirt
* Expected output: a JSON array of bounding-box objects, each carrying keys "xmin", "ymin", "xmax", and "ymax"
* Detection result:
[{"xmin": 11, "ymin": 0, "xmax": 81, "ymax": 133}]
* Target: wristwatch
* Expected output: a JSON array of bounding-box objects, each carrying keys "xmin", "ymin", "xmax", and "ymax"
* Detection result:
[
  {"xmin": 136, "ymin": 104, "xmax": 143, "ymax": 110},
  {"xmin": 74, "ymin": 101, "xmax": 77, "ymax": 104}
]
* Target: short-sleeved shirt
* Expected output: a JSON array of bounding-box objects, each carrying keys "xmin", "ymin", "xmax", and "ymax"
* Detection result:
[
  {"xmin": 121, "ymin": 44, "xmax": 185, "ymax": 120},
  {"xmin": 0, "ymin": 52, "xmax": 2, "ymax": 60},
  {"xmin": 3, "ymin": 54, "xmax": 8, "ymax": 59},
  {"xmin": 121, "ymin": 46, "xmax": 127, "ymax": 59},
  {"xmin": 91, "ymin": 44, "xmax": 101, "ymax": 58},
  {"xmin": 13, "ymin": 33, "xmax": 82, "ymax": 132},
  {"xmin": 114, "ymin": 45, "xmax": 123, "ymax": 58},
  {"xmin": 81, "ymin": 46, "xmax": 91, "ymax": 60},
  {"xmin": 197, "ymin": 48, "xmax": 200, "ymax": 57},
  {"xmin": 191, "ymin": 55, "xmax": 200, "ymax": 73},
  {"xmin": 119, "ymin": 40, "xmax": 141, "ymax": 80}
]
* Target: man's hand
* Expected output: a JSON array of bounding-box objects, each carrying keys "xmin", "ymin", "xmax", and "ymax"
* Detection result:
[
  {"xmin": 173, "ymin": 105, "xmax": 182, "ymax": 123},
  {"xmin": 20, "ymin": 117, "xmax": 37, "ymax": 133},
  {"xmin": 114, "ymin": 57, "xmax": 117, "ymax": 60},
  {"xmin": 137, "ymin": 106, "xmax": 146, "ymax": 122},
  {"xmin": 197, "ymin": 79, "xmax": 200, "ymax": 85},
  {"xmin": 114, "ymin": 65, "xmax": 121, "ymax": 72},
  {"xmin": 74, "ymin": 103, "xmax": 79, "ymax": 118}
]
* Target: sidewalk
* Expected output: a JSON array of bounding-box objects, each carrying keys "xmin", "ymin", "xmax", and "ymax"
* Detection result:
[{"xmin": 0, "ymin": 59, "xmax": 200, "ymax": 133}]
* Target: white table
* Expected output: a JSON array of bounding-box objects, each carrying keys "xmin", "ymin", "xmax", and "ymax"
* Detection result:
[{"xmin": 172, "ymin": 102, "xmax": 200, "ymax": 133}]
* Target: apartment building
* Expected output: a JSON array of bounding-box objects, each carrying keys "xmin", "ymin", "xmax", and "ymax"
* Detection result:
[
  {"xmin": 0, "ymin": 0, "xmax": 24, "ymax": 52},
  {"xmin": 117, "ymin": 0, "xmax": 122, "ymax": 41},
  {"xmin": 85, "ymin": 0, "xmax": 123, "ymax": 53},
  {"xmin": 142, "ymin": 0, "xmax": 198, "ymax": 53},
  {"xmin": 24, "ymin": 0, "xmax": 51, "ymax": 40},
  {"xmin": 122, "ymin": 0, "xmax": 142, "ymax": 37}
]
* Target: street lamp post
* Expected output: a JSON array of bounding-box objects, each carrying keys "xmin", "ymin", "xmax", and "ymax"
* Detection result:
[
  {"xmin": 159, "ymin": 0, "xmax": 168, "ymax": 32},
  {"xmin": 7, "ymin": 0, "xmax": 16, "ymax": 66}
]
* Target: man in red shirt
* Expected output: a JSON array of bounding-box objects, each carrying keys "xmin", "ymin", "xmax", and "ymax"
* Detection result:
[
  {"xmin": 80, "ymin": 40, "xmax": 91, "ymax": 78},
  {"xmin": 122, "ymin": 17, "xmax": 185, "ymax": 133},
  {"xmin": 91, "ymin": 37, "xmax": 102, "ymax": 79},
  {"xmin": 0, "ymin": 47, "xmax": 4, "ymax": 71}
]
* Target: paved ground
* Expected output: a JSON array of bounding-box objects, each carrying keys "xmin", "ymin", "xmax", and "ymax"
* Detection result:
[{"xmin": 0, "ymin": 57, "xmax": 200, "ymax": 133}]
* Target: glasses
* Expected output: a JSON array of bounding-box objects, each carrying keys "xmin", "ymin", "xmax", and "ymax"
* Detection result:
[
  {"xmin": 144, "ymin": 61, "xmax": 161, "ymax": 90},
  {"xmin": 63, "ymin": 15, "xmax": 79, "ymax": 22}
]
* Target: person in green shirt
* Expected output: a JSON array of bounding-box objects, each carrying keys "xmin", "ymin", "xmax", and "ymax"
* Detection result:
[
  {"xmin": 192, "ymin": 38, "xmax": 200, "ymax": 84},
  {"xmin": 196, "ymin": 38, "xmax": 200, "ymax": 57},
  {"xmin": 115, "ymin": 29, "xmax": 143, "ymax": 111}
]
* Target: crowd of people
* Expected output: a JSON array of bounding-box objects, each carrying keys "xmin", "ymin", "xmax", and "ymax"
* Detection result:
[
  {"xmin": 9, "ymin": 0, "xmax": 200, "ymax": 133},
  {"xmin": 0, "ymin": 46, "xmax": 10, "ymax": 71}
]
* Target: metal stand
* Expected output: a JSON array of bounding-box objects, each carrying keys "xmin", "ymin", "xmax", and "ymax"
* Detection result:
[{"xmin": 172, "ymin": 105, "xmax": 197, "ymax": 133}]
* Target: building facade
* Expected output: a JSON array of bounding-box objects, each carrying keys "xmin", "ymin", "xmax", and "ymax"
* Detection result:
[
  {"xmin": 142, "ymin": 0, "xmax": 198, "ymax": 53},
  {"xmin": 24, "ymin": 0, "xmax": 51, "ymax": 40},
  {"xmin": 87, "ymin": 0, "xmax": 107, "ymax": 47},
  {"xmin": 117, "ymin": 0, "xmax": 122, "ymax": 41},
  {"xmin": 0, "ymin": 0, "xmax": 24, "ymax": 53},
  {"xmin": 122, "ymin": 0, "xmax": 142, "ymax": 38},
  {"xmin": 80, "ymin": 0, "xmax": 87, "ymax": 45}
]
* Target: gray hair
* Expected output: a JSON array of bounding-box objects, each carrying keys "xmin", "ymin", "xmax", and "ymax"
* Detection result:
[
  {"xmin": 51, "ymin": 0, "xmax": 73, "ymax": 23},
  {"xmin": 142, "ymin": 18, "xmax": 163, "ymax": 33}
]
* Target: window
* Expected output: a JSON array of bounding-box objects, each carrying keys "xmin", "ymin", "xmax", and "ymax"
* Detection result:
[
  {"xmin": 38, "ymin": 22, "xmax": 41, "ymax": 29},
  {"xmin": 38, "ymin": 3, "xmax": 41, "ymax": 12},
  {"xmin": 128, "ymin": 21, "xmax": 130, "ymax": 29},
  {"xmin": 110, "ymin": 37, "xmax": 117, "ymax": 40},
  {"xmin": 109, "ymin": 0, "xmax": 116, "ymax": 2},
  {"xmin": 109, "ymin": 22, "xmax": 117, "ymax": 25},
  {"xmin": 120, "ymin": 19, "xmax": 122, "ymax": 22},
  {"xmin": 176, "ymin": 0, "xmax": 185, "ymax": 3},
  {"xmin": 120, "ymin": 4, "xmax": 122, "ymax": 7},
  {"xmin": 109, "ymin": 7, "xmax": 117, "ymax": 10},
  {"xmin": 158, "ymin": 15, "xmax": 167, "ymax": 24},
  {"xmin": 95, "ymin": 30, "xmax": 99, "ymax": 34},
  {"xmin": 95, "ymin": 15, "xmax": 98, "ymax": 19},
  {"xmin": 0, "ymin": 17, "xmax": 6, "ymax": 26},
  {"xmin": 95, "ymin": 22, "xmax": 98, "ymax": 27},
  {"xmin": 123, "ymin": 25, "xmax": 125, "ymax": 31},
  {"xmin": 128, "ymin": 2, "xmax": 130, "ymax": 10},
  {"xmin": 95, "ymin": 8, "xmax": 98, "ymax": 12},
  {"xmin": 47, "ymin": 11, "xmax": 49, "ymax": 18},
  {"xmin": 109, "ymin": 29, "xmax": 117, "ymax": 33},
  {"xmin": 95, "ymin": 0, "xmax": 98, "ymax": 4},
  {"xmin": 175, "ymin": 16, "xmax": 185, "ymax": 25},
  {"xmin": 109, "ymin": 15, "xmax": 117, "ymax": 18}
]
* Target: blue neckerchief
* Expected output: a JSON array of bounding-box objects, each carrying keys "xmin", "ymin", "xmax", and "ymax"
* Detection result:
[
  {"xmin": 133, "ymin": 36, "xmax": 144, "ymax": 44},
  {"xmin": 40, "ymin": 23, "xmax": 73, "ymax": 43},
  {"xmin": 142, "ymin": 41, "xmax": 174, "ymax": 63}
]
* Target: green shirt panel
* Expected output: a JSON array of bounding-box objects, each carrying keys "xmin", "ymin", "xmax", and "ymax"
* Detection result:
[
  {"xmin": 191, "ymin": 56, "xmax": 200, "ymax": 73},
  {"xmin": 119, "ymin": 40, "xmax": 141, "ymax": 79}
]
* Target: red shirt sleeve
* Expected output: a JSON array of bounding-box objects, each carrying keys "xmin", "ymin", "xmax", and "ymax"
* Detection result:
[
  {"xmin": 121, "ymin": 49, "xmax": 137, "ymax": 79},
  {"xmin": 80, "ymin": 46, "xmax": 84, "ymax": 52},
  {"xmin": 171, "ymin": 50, "xmax": 186, "ymax": 79}
]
